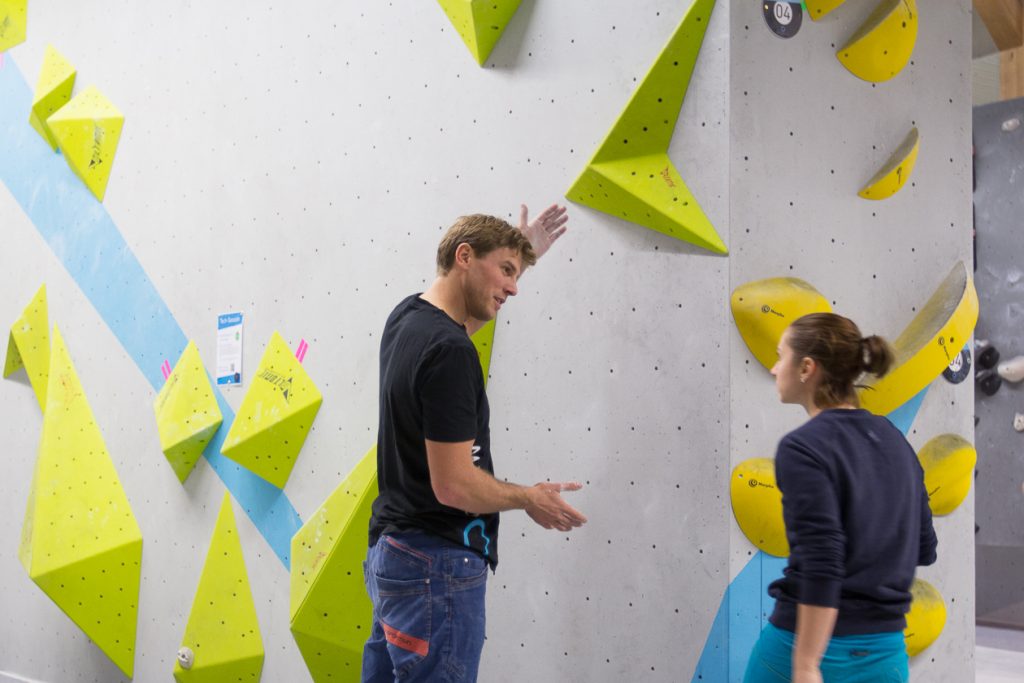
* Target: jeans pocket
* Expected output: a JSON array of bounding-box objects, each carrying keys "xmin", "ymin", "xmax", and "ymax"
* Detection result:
[
  {"xmin": 376, "ymin": 573, "xmax": 432, "ymax": 674},
  {"xmin": 451, "ymin": 550, "xmax": 488, "ymax": 589}
]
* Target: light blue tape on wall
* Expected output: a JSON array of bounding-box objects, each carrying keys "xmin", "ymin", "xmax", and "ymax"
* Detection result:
[
  {"xmin": 0, "ymin": 57, "xmax": 301, "ymax": 568},
  {"xmin": 691, "ymin": 387, "xmax": 929, "ymax": 680}
]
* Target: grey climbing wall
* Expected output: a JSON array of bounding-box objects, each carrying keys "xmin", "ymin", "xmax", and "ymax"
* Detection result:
[{"xmin": 973, "ymin": 95, "xmax": 1024, "ymax": 628}]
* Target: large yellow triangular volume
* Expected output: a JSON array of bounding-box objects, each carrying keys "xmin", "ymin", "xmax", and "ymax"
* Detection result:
[
  {"xmin": 730, "ymin": 458, "xmax": 789, "ymax": 557},
  {"xmin": 46, "ymin": 85, "xmax": 124, "ymax": 201},
  {"xmin": 221, "ymin": 331, "xmax": 323, "ymax": 488},
  {"xmin": 0, "ymin": 0, "xmax": 28, "ymax": 52},
  {"xmin": 836, "ymin": 0, "xmax": 917, "ymax": 83},
  {"xmin": 29, "ymin": 45, "xmax": 76, "ymax": 151},
  {"xmin": 18, "ymin": 326, "xmax": 143, "ymax": 678},
  {"xmin": 471, "ymin": 319, "xmax": 495, "ymax": 385},
  {"xmin": 437, "ymin": 0, "xmax": 523, "ymax": 66},
  {"xmin": 917, "ymin": 434, "xmax": 976, "ymax": 516},
  {"xmin": 4, "ymin": 284, "xmax": 51, "ymax": 411},
  {"xmin": 290, "ymin": 447, "xmax": 377, "ymax": 682},
  {"xmin": 154, "ymin": 341, "xmax": 223, "ymax": 483},
  {"xmin": 174, "ymin": 493, "xmax": 264, "ymax": 683},
  {"xmin": 904, "ymin": 578, "xmax": 946, "ymax": 657},
  {"xmin": 731, "ymin": 278, "xmax": 832, "ymax": 370},
  {"xmin": 858, "ymin": 127, "xmax": 919, "ymax": 200},
  {"xmin": 566, "ymin": 0, "xmax": 726, "ymax": 254},
  {"xmin": 805, "ymin": 0, "xmax": 847, "ymax": 21},
  {"xmin": 859, "ymin": 262, "xmax": 978, "ymax": 415}
]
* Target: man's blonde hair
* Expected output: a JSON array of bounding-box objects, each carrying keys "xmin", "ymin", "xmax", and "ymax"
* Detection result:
[{"xmin": 436, "ymin": 214, "xmax": 537, "ymax": 274}]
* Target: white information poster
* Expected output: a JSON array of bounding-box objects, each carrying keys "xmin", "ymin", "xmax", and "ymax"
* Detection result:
[{"xmin": 216, "ymin": 312, "xmax": 244, "ymax": 385}]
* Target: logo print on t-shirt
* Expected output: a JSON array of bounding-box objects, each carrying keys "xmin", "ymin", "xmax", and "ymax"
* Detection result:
[
  {"xmin": 463, "ymin": 519, "xmax": 491, "ymax": 556},
  {"xmin": 471, "ymin": 444, "xmax": 482, "ymax": 463}
]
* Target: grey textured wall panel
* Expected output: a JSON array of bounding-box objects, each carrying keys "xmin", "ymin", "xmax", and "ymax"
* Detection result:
[
  {"xmin": 973, "ymin": 96, "xmax": 1024, "ymax": 550},
  {"xmin": 729, "ymin": 1, "xmax": 974, "ymax": 681}
]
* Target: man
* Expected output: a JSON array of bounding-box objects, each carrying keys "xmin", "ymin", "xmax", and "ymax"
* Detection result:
[{"xmin": 362, "ymin": 204, "xmax": 587, "ymax": 682}]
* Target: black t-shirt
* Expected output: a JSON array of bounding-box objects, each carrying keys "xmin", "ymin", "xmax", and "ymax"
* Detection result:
[{"xmin": 368, "ymin": 294, "xmax": 499, "ymax": 567}]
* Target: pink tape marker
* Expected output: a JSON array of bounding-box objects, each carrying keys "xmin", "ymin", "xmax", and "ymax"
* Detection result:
[
  {"xmin": 161, "ymin": 360, "xmax": 172, "ymax": 380},
  {"xmin": 295, "ymin": 339, "xmax": 309, "ymax": 364}
]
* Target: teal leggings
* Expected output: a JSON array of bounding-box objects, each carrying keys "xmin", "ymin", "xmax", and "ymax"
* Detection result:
[{"xmin": 743, "ymin": 623, "xmax": 909, "ymax": 683}]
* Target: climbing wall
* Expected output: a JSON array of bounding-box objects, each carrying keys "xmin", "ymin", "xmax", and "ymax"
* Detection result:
[
  {"xmin": 0, "ymin": 1, "xmax": 974, "ymax": 681},
  {"xmin": 972, "ymin": 95, "xmax": 1024, "ymax": 629}
]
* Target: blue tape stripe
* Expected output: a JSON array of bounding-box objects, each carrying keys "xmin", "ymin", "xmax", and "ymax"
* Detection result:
[{"xmin": 0, "ymin": 57, "xmax": 301, "ymax": 568}]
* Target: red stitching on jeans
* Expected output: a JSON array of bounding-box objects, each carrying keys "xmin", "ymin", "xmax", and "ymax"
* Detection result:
[{"xmin": 384, "ymin": 536, "xmax": 433, "ymax": 565}]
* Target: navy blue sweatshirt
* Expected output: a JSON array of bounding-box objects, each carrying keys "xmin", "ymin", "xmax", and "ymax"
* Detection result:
[{"xmin": 768, "ymin": 409, "xmax": 938, "ymax": 636}]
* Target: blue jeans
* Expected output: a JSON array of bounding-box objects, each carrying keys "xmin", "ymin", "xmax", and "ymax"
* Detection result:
[
  {"xmin": 743, "ymin": 623, "xmax": 909, "ymax": 683},
  {"xmin": 362, "ymin": 532, "xmax": 489, "ymax": 682}
]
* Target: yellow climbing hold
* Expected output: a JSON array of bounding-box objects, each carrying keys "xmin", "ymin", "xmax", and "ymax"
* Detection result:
[
  {"xmin": 917, "ymin": 434, "xmax": 976, "ymax": 516},
  {"xmin": 290, "ymin": 447, "xmax": 377, "ymax": 682},
  {"xmin": 567, "ymin": 0, "xmax": 727, "ymax": 254},
  {"xmin": 221, "ymin": 331, "xmax": 322, "ymax": 488},
  {"xmin": 730, "ymin": 458, "xmax": 789, "ymax": 557},
  {"xmin": 29, "ymin": 45, "xmax": 76, "ymax": 151},
  {"xmin": 46, "ymin": 85, "xmax": 124, "ymax": 201},
  {"xmin": 858, "ymin": 127, "xmax": 919, "ymax": 200},
  {"xmin": 174, "ymin": 492, "xmax": 264, "ymax": 683},
  {"xmin": 904, "ymin": 578, "xmax": 946, "ymax": 657},
  {"xmin": 0, "ymin": 0, "xmax": 27, "ymax": 52},
  {"xmin": 836, "ymin": 0, "xmax": 918, "ymax": 83},
  {"xmin": 731, "ymin": 278, "xmax": 832, "ymax": 371},
  {"xmin": 859, "ymin": 262, "xmax": 977, "ymax": 416},
  {"xmin": 19, "ymin": 326, "xmax": 143, "ymax": 679},
  {"xmin": 3, "ymin": 284, "xmax": 50, "ymax": 411},
  {"xmin": 436, "ymin": 0, "xmax": 523, "ymax": 66},
  {"xmin": 471, "ymin": 319, "xmax": 495, "ymax": 386},
  {"xmin": 805, "ymin": 0, "xmax": 847, "ymax": 21},
  {"xmin": 154, "ymin": 341, "xmax": 223, "ymax": 483}
]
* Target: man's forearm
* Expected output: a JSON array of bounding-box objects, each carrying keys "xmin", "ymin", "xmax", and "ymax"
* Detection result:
[{"xmin": 436, "ymin": 463, "xmax": 532, "ymax": 514}]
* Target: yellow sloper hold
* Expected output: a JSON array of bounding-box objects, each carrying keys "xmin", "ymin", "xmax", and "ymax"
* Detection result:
[
  {"xmin": 471, "ymin": 319, "xmax": 496, "ymax": 386},
  {"xmin": 436, "ymin": 0, "xmax": 523, "ymax": 66},
  {"xmin": 730, "ymin": 278, "xmax": 832, "ymax": 371},
  {"xmin": 858, "ymin": 262, "xmax": 978, "ymax": 416},
  {"xmin": 154, "ymin": 341, "xmax": 223, "ymax": 484},
  {"xmin": 904, "ymin": 578, "xmax": 946, "ymax": 657},
  {"xmin": 836, "ymin": 0, "xmax": 917, "ymax": 83},
  {"xmin": 3, "ymin": 284, "xmax": 50, "ymax": 411},
  {"xmin": 290, "ymin": 447, "xmax": 377, "ymax": 682},
  {"xmin": 221, "ymin": 331, "xmax": 323, "ymax": 488},
  {"xmin": 917, "ymin": 434, "xmax": 976, "ymax": 516},
  {"xmin": 46, "ymin": 85, "xmax": 124, "ymax": 201},
  {"xmin": 730, "ymin": 458, "xmax": 789, "ymax": 557},
  {"xmin": 858, "ymin": 127, "xmax": 919, "ymax": 200},
  {"xmin": 174, "ymin": 493, "xmax": 264, "ymax": 683},
  {"xmin": 18, "ymin": 326, "xmax": 143, "ymax": 679},
  {"xmin": 29, "ymin": 45, "xmax": 77, "ymax": 151},
  {"xmin": 566, "ymin": 0, "xmax": 727, "ymax": 255},
  {"xmin": 0, "ymin": 0, "xmax": 28, "ymax": 52},
  {"xmin": 805, "ymin": 0, "xmax": 847, "ymax": 21}
]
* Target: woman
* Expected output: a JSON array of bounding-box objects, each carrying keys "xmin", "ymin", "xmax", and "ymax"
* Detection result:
[{"xmin": 743, "ymin": 313, "xmax": 938, "ymax": 683}]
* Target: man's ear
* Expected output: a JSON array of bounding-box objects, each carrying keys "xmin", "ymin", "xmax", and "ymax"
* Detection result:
[{"xmin": 454, "ymin": 242, "xmax": 474, "ymax": 268}]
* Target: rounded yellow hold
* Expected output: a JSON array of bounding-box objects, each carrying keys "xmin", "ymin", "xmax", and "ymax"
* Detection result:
[
  {"xmin": 805, "ymin": 0, "xmax": 848, "ymax": 21},
  {"xmin": 730, "ymin": 458, "xmax": 789, "ymax": 557},
  {"xmin": 731, "ymin": 278, "xmax": 832, "ymax": 371},
  {"xmin": 904, "ymin": 578, "xmax": 946, "ymax": 657},
  {"xmin": 836, "ymin": 0, "xmax": 917, "ymax": 83},
  {"xmin": 858, "ymin": 127, "xmax": 919, "ymax": 200},
  {"xmin": 917, "ymin": 434, "xmax": 976, "ymax": 516}
]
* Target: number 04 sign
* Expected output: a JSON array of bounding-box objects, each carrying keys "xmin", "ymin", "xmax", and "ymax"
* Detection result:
[{"xmin": 763, "ymin": 1, "xmax": 803, "ymax": 39}]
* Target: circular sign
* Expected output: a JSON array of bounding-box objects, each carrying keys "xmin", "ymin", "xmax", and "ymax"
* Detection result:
[
  {"xmin": 763, "ymin": 1, "xmax": 802, "ymax": 39},
  {"xmin": 942, "ymin": 345, "xmax": 972, "ymax": 384}
]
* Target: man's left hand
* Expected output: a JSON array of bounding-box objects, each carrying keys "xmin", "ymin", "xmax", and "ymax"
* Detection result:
[{"xmin": 520, "ymin": 203, "xmax": 568, "ymax": 260}]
